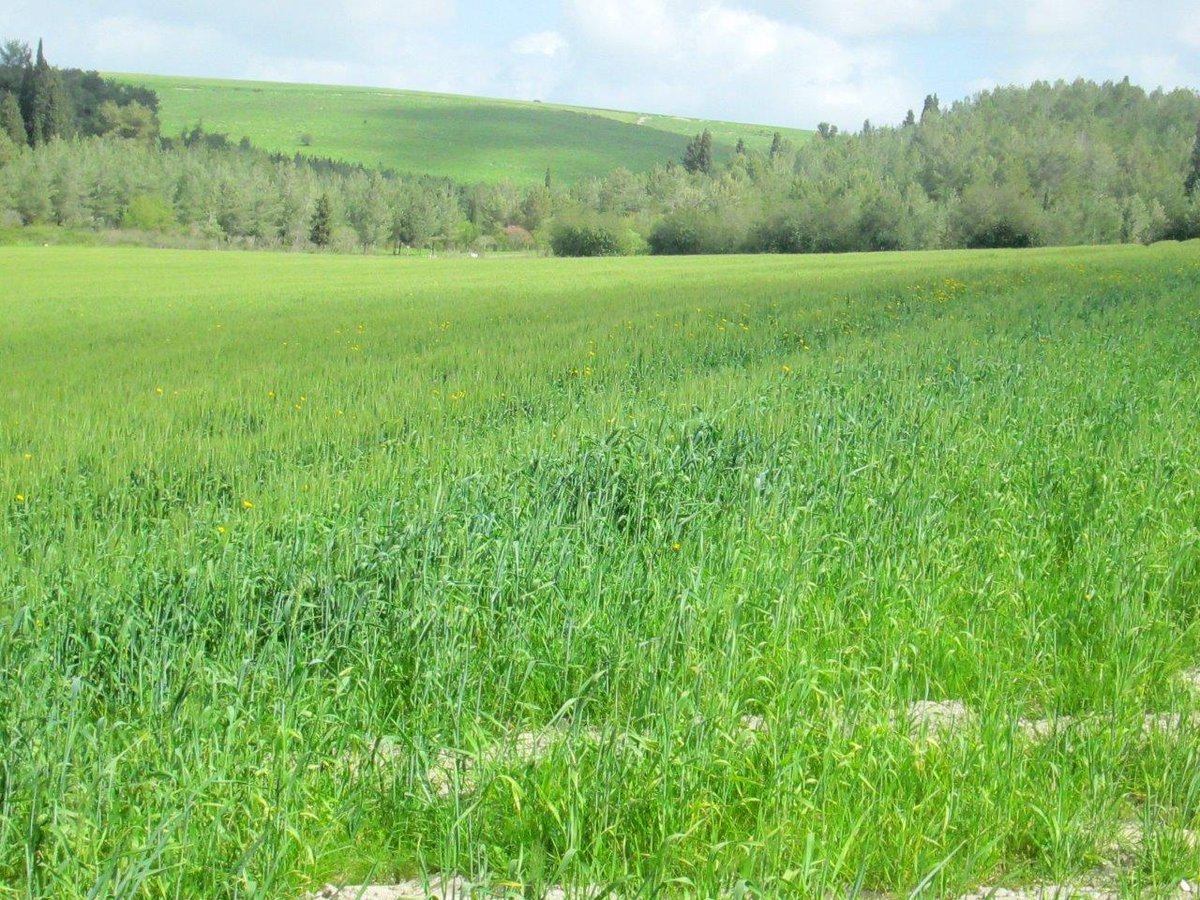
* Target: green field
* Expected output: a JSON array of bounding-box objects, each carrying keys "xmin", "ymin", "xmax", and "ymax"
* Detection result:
[
  {"xmin": 109, "ymin": 73, "xmax": 812, "ymax": 184},
  {"xmin": 3, "ymin": 244, "xmax": 1200, "ymax": 897}
]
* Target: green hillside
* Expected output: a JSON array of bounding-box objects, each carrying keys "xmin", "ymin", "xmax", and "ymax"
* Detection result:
[{"xmin": 109, "ymin": 73, "xmax": 812, "ymax": 183}]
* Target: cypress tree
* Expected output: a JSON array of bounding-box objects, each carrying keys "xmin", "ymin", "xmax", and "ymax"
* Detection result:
[
  {"xmin": 769, "ymin": 132, "xmax": 784, "ymax": 158},
  {"xmin": 699, "ymin": 129, "xmax": 713, "ymax": 173},
  {"xmin": 309, "ymin": 194, "xmax": 333, "ymax": 246},
  {"xmin": 1186, "ymin": 117, "xmax": 1200, "ymax": 198},
  {"xmin": 22, "ymin": 40, "xmax": 70, "ymax": 145},
  {"xmin": 735, "ymin": 138, "xmax": 746, "ymax": 155},
  {"xmin": 903, "ymin": 109, "xmax": 916, "ymax": 127},
  {"xmin": 920, "ymin": 93, "xmax": 940, "ymax": 124},
  {"xmin": 682, "ymin": 129, "xmax": 713, "ymax": 174},
  {"xmin": 0, "ymin": 90, "xmax": 27, "ymax": 144}
]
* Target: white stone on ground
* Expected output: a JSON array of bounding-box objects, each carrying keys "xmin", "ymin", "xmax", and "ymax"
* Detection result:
[
  {"xmin": 905, "ymin": 700, "xmax": 975, "ymax": 737},
  {"xmin": 311, "ymin": 878, "xmax": 599, "ymax": 899}
]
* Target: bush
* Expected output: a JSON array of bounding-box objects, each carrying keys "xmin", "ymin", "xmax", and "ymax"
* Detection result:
[
  {"xmin": 648, "ymin": 210, "xmax": 744, "ymax": 255},
  {"xmin": 748, "ymin": 212, "xmax": 815, "ymax": 254},
  {"xmin": 747, "ymin": 205, "xmax": 851, "ymax": 254},
  {"xmin": 121, "ymin": 194, "xmax": 175, "ymax": 231},
  {"xmin": 952, "ymin": 183, "xmax": 1044, "ymax": 250},
  {"xmin": 550, "ymin": 222, "xmax": 622, "ymax": 257},
  {"xmin": 1159, "ymin": 199, "xmax": 1200, "ymax": 242},
  {"xmin": 500, "ymin": 224, "xmax": 535, "ymax": 251}
]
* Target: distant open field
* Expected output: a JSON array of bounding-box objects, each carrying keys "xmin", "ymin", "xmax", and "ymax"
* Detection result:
[
  {"xmin": 3, "ymin": 244, "xmax": 1200, "ymax": 897},
  {"xmin": 109, "ymin": 73, "xmax": 812, "ymax": 184}
]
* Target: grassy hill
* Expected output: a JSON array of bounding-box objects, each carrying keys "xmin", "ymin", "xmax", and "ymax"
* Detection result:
[{"xmin": 110, "ymin": 73, "xmax": 812, "ymax": 183}]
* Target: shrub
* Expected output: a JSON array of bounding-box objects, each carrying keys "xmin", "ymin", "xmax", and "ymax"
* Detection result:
[
  {"xmin": 952, "ymin": 183, "xmax": 1044, "ymax": 249},
  {"xmin": 501, "ymin": 224, "xmax": 535, "ymax": 251},
  {"xmin": 550, "ymin": 222, "xmax": 622, "ymax": 257},
  {"xmin": 748, "ymin": 212, "xmax": 815, "ymax": 254},
  {"xmin": 648, "ymin": 210, "xmax": 744, "ymax": 255},
  {"xmin": 121, "ymin": 194, "xmax": 175, "ymax": 231}
]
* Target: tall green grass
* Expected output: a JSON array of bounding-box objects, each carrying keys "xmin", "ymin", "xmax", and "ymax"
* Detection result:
[{"xmin": 1, "ymin": 245, "xmax": 1199, "ymax": 897}]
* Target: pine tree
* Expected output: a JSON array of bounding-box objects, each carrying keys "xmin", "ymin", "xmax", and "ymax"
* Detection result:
[
  {"xmin": 769, "ymin": 132, "xmax": 784, "ymax": 158},
  {"xmin": 544, "ymin": 167, "xmax": 552, "ymax": 189},
  {"xmin": 1186, "ymin": 117, "xmax": 1200, "ymax": 198},
  {"xmin": 21, "ymin": 40, "xmax": 70, "ymax": 145},
  {"xmin": 682, "ymin": 129, "xmax": 713, "ymax": 174},
  {"xmin": 920, "ymin": 93, "xmax": 940, "ymax": 124},
  {"xmin": 0, "ymin": 90, "xmax": 27, "ymax": 144},
  {"xmin": 735, "ymin": 138, "xmax": 746, "ymax": 155},
  {"xmin": 309, "ymin": 193, "xmax": 333, "ymax": 246},
  {"xmin": 903, "ymin": 109, "xmax": 916, "ymax": 127},
  {"xmin": 0, "ymin": 40, "xmax": 31, "ymax": 94}
]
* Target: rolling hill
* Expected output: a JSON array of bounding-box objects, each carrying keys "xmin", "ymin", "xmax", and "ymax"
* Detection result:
[{"xmin": 109, "ymin": 73, "xmax": 812, "ymax": 184}]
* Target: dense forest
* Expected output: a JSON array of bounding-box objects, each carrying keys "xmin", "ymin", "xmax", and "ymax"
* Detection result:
[{"xmin": 2, "ymin": 38, "xmax": 1199, "ymax": 255}]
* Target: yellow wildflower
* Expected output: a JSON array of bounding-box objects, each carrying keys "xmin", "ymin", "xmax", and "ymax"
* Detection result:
[{"xmin": 242, "ymin": 500, "xmax": 254, "ymax": 510}]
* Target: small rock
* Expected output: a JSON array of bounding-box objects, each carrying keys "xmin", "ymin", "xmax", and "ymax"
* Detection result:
[
  {"xmin": 1177, "ymin": 668, "xmax": 1200, "ymax": 693},
  {"xmin": 739, "ymin": 714, "xmax": 767, "ymax": 734},
  {"xmin": 1142, "ymin": 712, "xmax": 1200, "ymax": 735},
  {"xmin": 905, "ymin": 700, "xmax": 975, "ymax": 738}
]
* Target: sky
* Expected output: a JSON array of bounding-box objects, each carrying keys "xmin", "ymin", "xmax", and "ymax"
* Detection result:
[{"xmin": 2, "ymin": 0, "xmax": 1198, "ymax": 130}]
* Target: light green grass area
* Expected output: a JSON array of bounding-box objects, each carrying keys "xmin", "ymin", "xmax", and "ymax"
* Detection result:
[
  {"xmin": 110, "ymin": 73, "xmax": 812, "ymax": 183},
  {"xmin": 2, "ymin": 245, "xmax": 1200, "ymax": 897}
]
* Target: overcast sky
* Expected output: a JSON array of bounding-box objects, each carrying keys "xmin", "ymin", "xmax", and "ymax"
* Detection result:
[{"xmin": 3, "ymin": 0, "xmax": 1198, "ymax": 129}]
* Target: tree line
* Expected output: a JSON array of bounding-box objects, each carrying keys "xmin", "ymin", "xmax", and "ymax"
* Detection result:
[
  {"xmin": 0, "ymin": 39, "xmax": 158, "ymax": 148},
  {"xmin": 1, "ymin": 39, "xmax": 1199, "ymax": 256}
]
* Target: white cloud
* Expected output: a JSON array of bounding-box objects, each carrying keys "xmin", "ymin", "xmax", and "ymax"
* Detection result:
[
  {"xmin": 563, "ymin": 0, "xmax": 915, "ymax": 126},
  {"xmin": 1180, "ymin": 18, "xmax": 1200, "ymax": 48},
  {"xmin": 1021, "ymin": 0, "xmax": 1108, "ymax": 36},
  {"xmin": 511, "ymin": 30, "xmax": 569, "ymax": 57},
  {"xmin": 799, "ymin": 0, "xmax": 960, "ymax": 37},
  {"xmin": 89, "ymin": 16, "xmax": 224, "ymax": 60}
]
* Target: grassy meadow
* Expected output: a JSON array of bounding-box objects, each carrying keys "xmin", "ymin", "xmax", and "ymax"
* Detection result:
[
  {"xmin": 2, "ymin": 244, "xmax": 1200, "ymax": 897},
  {"xmin": 109, "ymin": 74, "xmax": 811, "ymax": 183}
]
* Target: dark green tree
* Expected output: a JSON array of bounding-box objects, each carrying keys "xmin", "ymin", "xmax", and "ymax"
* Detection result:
[
  {"xmin": 920, "ymin": 93, "xmax": 940, "ymax": 124},
  {"xmin": 21, "ymin": 40, "xmax": 70, "ymax": 145},
  {"xmin": 734, "ymin": 138, "xmax": 747, "ymax": 155},
  {"xmin": 769, "ymin": 131, "xmax": 784, "ymax": 158},
  {"xmin": 682, "ymin": 129, "xmax": 713, "ymax": 174},
  {"xmin": 0, "ymin": 40, "xmax": 31, "ymax": 96},
  {"xmin": 98, "ymin": 100, "xmax": 158, "ymax": 144},
  {"xmin": 903, "ymin": 109, "xmax": 916, "ymax": 127},
  {"xmin": 1186, "ymin": 117, "xmax": 1200, "ymax": 197},
  {"xmin": 309, "ymin": 193, "xmax": 333, "ymax": 246},
  {"xmin": 1, "ymin": 90, "xmax": 26, "ymax": 144},
  {"xmin": 817, "ymin": 122, "xmax": 839, "ymax": 140},
  {"xmin": 544, "ymin": 167, "xmax": 552, "ymax": 189}
]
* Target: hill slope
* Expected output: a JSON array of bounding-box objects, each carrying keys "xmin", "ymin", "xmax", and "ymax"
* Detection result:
[{"xmin": 109, "ymin": 73, "xmax": 811, "ymax": 184}]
